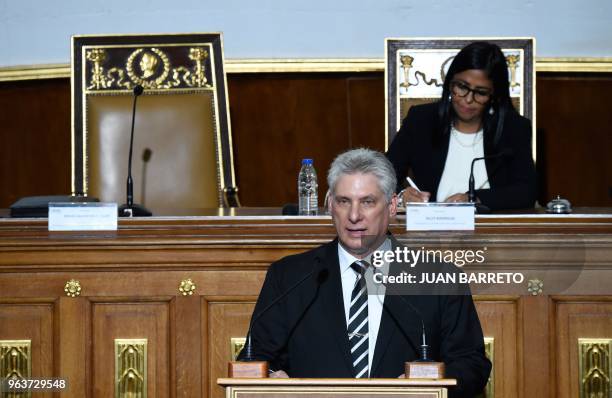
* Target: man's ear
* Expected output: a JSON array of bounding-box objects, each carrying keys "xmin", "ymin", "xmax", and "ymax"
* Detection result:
[
  {"xmin": 325, "ymin": 190, "xmax": 332, "ymax": 214},
  {"xmin": 389, "ymin": 193, "xmax": 398, "ymax": 217}
]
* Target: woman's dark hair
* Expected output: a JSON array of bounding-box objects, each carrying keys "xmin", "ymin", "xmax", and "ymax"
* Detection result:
[{"xmin": 437, "ymin": 41, "xmax": 514, "ymax": 147}]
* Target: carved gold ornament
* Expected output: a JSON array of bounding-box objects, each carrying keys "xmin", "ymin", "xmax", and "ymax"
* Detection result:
[
  {"xmin": 115, "ymin": 339, "xmax": 147, "ymax": 398},
  {"xmin": 1, "ymin": 340, "xmax": 31, "ymax": 396},
  {"xmin": 230, "ymin": 337, "xmax": 246, "ymax": 361},
  {"xmin": 578, "ymin": 339, "xmax": 611, "ymax": 398},
  {"xmin": 85, "ymin": 46, "xmax": 212, "ymax": 91},
  {"xmin": 178, "ymin": 278, "xmax": 196, "ymax": 296},
  {"xmin": 527, "ymin": 279, "xmax": 543, "ymax": 296},
  {"xmin": 188, "ymin": 47, "xmax": 209, "ymax": 86},
  {"xmin": 399, "ymin": 55, "xmax": 414, "ymax": 89},
  {"xmin": 399, "ymin": 53, "xmax": 449, "ymax": 91},
  {"xmin": 126, "ymin": 48, "xmax": 170, "ymax": 88},
  {"xmin": 64, "ymin": 279, "xmax": 82, "ymax": 297},
  {"xmin": 506, "ymin": 54, "xmax": 521, "ymax": 89},
  {"xmin": 86, "ymin": 48, "xmax": 108, "ymax": 90}
]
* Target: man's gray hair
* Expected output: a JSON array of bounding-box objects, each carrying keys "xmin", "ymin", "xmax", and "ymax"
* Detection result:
[{"xmin": 327, "ymin": 148, "xmax": 397, "ymax": 202}]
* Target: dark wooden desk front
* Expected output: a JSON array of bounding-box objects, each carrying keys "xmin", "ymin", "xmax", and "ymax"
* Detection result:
[{"xmin": 0, "ymin": 209, "xmax": 611, "ymax": 398}]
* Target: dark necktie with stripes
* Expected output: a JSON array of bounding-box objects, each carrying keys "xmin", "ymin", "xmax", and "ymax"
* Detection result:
[{"xmin": 348, "ymin": 259, "xmax": 369, "ymax": 378}]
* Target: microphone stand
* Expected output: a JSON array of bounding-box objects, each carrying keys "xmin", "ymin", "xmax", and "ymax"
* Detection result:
[
  {"xmin": 373, "ymin": 266, "xmax": 444, "ymax": 378},
  {"xmin": 468, "ymin": 157, "xmax": 491, "ymax": 214},
  {"xmin": 119, "ymin": 85, "xmax": 152, "ymax": 217},
  {"xmin": 229, "ymin": 261, "xmax": 328, "ymax": 377},
  {"xmin": 394, "ymin": 294, "xmax": 444, "ymax": 378}
]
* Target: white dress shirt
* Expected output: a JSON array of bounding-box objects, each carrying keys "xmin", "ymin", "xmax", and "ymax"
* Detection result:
[{"xmin": 337, "ymin": 239, "xmax": 390, "ymax": 375}]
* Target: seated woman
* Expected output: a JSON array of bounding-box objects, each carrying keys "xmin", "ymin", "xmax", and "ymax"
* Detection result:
[{"xmin": 386, "ymin": 41, "xmax": 536, "ymax": 211}]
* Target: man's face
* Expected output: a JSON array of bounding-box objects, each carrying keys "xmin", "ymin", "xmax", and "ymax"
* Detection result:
[{"xmin": 329, "ymin": 172, "xmax": 397, "ymax": 258}]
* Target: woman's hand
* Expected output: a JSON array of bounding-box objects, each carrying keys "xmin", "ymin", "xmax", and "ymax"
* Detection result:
[
  {"xmin": 444, "ymin": 193, "xmax": 469, "ymax": 203},
  {"xmin": 402, "ymin": 187, "xmax": 431, "ymax": 203}
]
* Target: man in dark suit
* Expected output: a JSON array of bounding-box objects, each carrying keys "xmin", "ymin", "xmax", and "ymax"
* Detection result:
[{"xmin": 240, "ymin": 148, "xmax": 491, "ymax": 397}]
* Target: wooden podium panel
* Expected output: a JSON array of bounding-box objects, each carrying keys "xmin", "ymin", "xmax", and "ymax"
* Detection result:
[
  {"xmin": 0, "ymin": 303, "xmax": 54, "ymax": 387},
  {"xmin": 208, "ymin": 302, "xmax": 256, "ymax": 398},
  {"xmin": 0, "ymin": 208, "xmax": 611, "ymax": 398},
  {"xmin": 554, "ymin": 300, "xmax": 612, "ymax": 398},
  {"xmin": 92, "ymin": 302, "xmax": 171, "ymax": 397},
  {"xmin": 217, "ymin": 378, "xmax": 457, "ymax": 398},
  {"xmin": 474, "ymin": 299, "xmax": 519, "ymax": 398}
]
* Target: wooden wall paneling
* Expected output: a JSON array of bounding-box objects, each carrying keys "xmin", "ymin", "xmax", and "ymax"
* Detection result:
[
  {"xmin": 92, "ymin": 301, "xmax": 171, "ymax": 398},
  {"xmin": 553, "ymin": 298, "xmax": 612, "ymax": 398},
  {"xmin": 173, "ymin": 296, "xmax": 202, "ymax": 398},
  {"xmin": 206, "ymin": 299, "xmax": 256, "ymax": 398},
  {"xmin": 519, "ymin": 296, "xmax": 551, "ymax": 398},
  {"xmin": 57, "ymin": 297, "xmax": 90, "ymax": 398},
  {"xmin": 536, "ymin": 73, "xmax": 612, "ymax": 207},
  {"xmin": 2, "ymin": 72, "xmax": 612, "ymax": 207},
  {"xmin": 345, "ymin": 75, "xmax": 385, "ymax": 150},
  {"xmin": 227, "ymin": 73, "xmax": 384, "ymax": 207},
  {"xmin": 474, "ymin": 298, "xmax": 520, "ymax": 398},
  {"xmin": 0, "ymin": 79, "xmax": 71, "ymax": 208},
  {"xmin": 227, "ymin": 73, "xmax": 349, "ymax": 207},
  {"xmin": 0, "ymin": 302, "xmax": 54, "ymax": 397}
]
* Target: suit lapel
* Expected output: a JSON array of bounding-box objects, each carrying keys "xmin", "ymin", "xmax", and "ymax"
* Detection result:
[
  {"xmin": 318, "ymin": 240, "xmax": 355, "ymax": 376},
  {"xmin": 371, "ymin": 238, "xmax": 421, "ymax": 376},
  {"xmin": 371, "ymin": 293, "xmax": 398, "ymax": 375}
]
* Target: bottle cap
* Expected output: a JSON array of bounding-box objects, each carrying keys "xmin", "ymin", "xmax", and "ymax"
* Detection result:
[{"xmin": 301, "ymin": 158, "xmax": 313, "ymax": 165}]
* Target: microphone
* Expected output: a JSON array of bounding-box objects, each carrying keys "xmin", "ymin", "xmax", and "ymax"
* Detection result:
[
  {"xmin": 118, "ymin": 85, "xmax": 152, "ymax": 217},
  {"xmin": 241, "ymin": 260, "xmax": 329, "ymax": 362},
  {"xmin": 467, "ymin": 149, "xmax": 513, "ymax": 213},
  {"xmin": 140, "ymin": 148, "xmax": 152, "ymax": 207}
]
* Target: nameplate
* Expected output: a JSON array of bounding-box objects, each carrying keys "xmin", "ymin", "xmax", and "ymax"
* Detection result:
[
  {"xmin": 405, "ymin": 203, "xmax": 475, "ymax": 231},
  {"xmin": 48, "ymin": 202, "xmax": 118, "ymax": 231}
]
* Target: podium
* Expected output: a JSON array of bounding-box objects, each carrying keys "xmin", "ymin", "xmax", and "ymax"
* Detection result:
[{"xmin": 218, "ymin": 378, "xmax": 457, "ymax": 398}]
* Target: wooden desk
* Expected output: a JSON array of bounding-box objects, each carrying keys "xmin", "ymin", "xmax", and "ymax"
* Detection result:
[{"xmin": 0, "ymin": 209, "xmax": 611, "ymax": 398}]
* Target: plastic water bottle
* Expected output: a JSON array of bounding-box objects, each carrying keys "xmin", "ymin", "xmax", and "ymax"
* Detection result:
[{"xmin": 298, "ymin": 158, "xmax": 318, "ymax": 215}]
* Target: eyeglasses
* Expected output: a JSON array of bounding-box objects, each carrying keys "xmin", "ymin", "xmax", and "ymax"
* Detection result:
[{"xmin": 450, "ymin": 80, "xmax": 492, "ymax": 105}]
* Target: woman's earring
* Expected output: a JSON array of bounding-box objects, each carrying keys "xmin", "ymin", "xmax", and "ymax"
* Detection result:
[
  {"xmin": 448, "ymin": 93, "xmax": 452, "ymax": 101},
  {"xmin": 489, "ymin": 106, "xmax": 495, "ymax": 115}
]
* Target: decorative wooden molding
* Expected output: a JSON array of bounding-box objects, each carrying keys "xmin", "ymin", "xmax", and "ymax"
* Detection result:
[
  {"xmin": 537, "ymin": 58, "xmax": 612, "ymax": 73},
  {"xmin": 217, "ymin": 378, "xmax": 457, "ymax": 386},
  {"xmin": 2, "ymin": 57, "xmax": 612, "ymax": 82},
  {"xmin": 0, "ymin": 63, "xmax": 70, "ymax": 82}
]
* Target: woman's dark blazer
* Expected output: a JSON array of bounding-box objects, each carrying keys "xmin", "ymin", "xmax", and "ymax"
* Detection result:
[{"xmin": 386, "ymin": 102, "xmax": 537, "ymax": 211}]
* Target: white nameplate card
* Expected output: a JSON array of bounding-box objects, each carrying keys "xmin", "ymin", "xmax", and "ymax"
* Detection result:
[
  {"xmin": 48, "ymin": 202, "xmax": 118, "ymax": 231},
  {"xmin": 405, "ymin": 203, "xmax": 475, "ymax": 231}
]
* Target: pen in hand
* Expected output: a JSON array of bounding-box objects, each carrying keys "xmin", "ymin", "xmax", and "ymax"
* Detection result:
[
  {"xmin": 404, "ymin": 177, "xmax": 429, "ymax": 203},
  {"xmin": 406, "ymin": 176, "xmax": 421, "ymax": 192}
]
